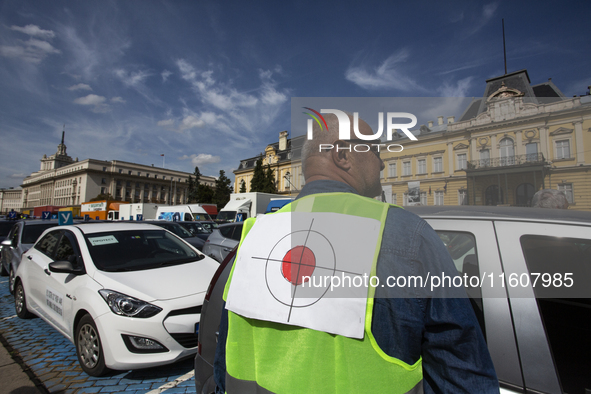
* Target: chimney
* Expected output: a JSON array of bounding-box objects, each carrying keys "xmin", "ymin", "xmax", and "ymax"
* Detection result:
[
  {"xmin": 438, "ymin": 116, "xmax": 444, "ymax": 125},
  {"xmin": 279, "ymin": 130, "xmax": 288, "ymax": 151},
  {"xmin": 428, "ymin": 120, "xmax": 433, "ymax": 128},
  {"xmin": 447, "ymin": 116, "xmax": 455, "ymax": 124}
]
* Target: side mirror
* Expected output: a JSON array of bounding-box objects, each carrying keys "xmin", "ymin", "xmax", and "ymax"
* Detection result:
[
  {"xmin": 49, "ymin": 260, "xmax": 85, "ymax": 275},
  {"xmin": 1, "ymin": 239, "xmax": 12, "ymax": 247}
]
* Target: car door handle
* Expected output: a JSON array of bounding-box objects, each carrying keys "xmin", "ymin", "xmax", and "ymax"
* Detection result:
[
  {"xmin": 44, "ymin": 268, "xmax": 51, "ymax": 276},
  {"xmin": 27, "ymin": 255, "xmax": 33, "ymax": 260}
]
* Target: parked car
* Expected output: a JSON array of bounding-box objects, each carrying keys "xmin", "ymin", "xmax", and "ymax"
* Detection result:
[
  {"xmin": 178, "ymin": 221, "xmax": 214, "ymax": 241},
  {"xmin": 140, "ymin": 220, "xmax": 205, "ymax": 251},
  {"xmin": 1, "ymin": 220, "xmax": 65, "ymax": 293},
  {"xmin": 14, "ymin": 222, "xmax": 219, "ymax": 376},
  {"xmin": 0, "ymin": 220, "xmax": 16, "ymax": 275},
  {"xmin": 194, "ymin": 206, "xmax": 591, "ymax": 394},
  {"xmin": 202, "ymin": 222, "xmax": 243, "ymax": 263}
]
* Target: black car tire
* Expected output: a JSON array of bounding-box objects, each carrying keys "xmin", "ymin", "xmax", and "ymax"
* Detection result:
[
  {"xmin": 75, "ymin": 314, "xmax": 109, "ymax": 377},
  {"xmin": 14, "ymin": 281, "xmax": 33, "ymax": 319}
]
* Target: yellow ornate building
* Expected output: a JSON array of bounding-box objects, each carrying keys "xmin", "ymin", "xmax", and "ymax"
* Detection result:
[
  {"xmin": 234, "ymin": 69, "xmax": 591, "ymax": 210},
  {"xmin": 381, "ymin": 70, "xmax": 591, "ymax": 211}
]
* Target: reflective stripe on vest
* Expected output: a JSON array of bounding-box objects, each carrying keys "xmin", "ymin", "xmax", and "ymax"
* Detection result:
[{"xmin": 224, "ymin": 193, "xmax": 423, "ymax": 393}]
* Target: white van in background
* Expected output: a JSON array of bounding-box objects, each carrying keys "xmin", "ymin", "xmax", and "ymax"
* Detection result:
[{"xmin": 156, "ymin": 204, "xmax": 212, "ymax": 222}]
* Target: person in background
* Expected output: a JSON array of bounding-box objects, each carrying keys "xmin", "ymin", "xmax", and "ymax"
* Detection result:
[{"xmin": 531, "ymin": 189, "xmax": 569, "ymax": 209}]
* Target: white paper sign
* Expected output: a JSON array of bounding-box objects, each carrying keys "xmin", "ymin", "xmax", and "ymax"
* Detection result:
[{"xmin": 226, "ymin": 211, "xmax": 381, "ymax": 339}]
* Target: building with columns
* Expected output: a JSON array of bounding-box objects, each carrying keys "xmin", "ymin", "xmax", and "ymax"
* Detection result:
[
  {"xmin": 233, "ymin": 69, "xmax": 591, "ymax": 210},
  {"xmin": 9, "ymin": 132, "xmax": 215, "ymax": 213},
  {"xmin": 379, "ymin": 69, "xmax": 591, "ymax": 210}
]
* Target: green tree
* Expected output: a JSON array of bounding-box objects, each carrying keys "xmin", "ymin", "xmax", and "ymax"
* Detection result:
[
  {"xmin": 239, "ymin": 180, "xmax": 247, "ymax": 193},
  {"xmin": 249, "ymin": 156, "xmax": 265, "ymax": 192},
  {"xmin": 214, "ymin": 170, "xmax": 233, "ymax": 208},
  {"xmin": 198, "ymin": 183, "xmax": 214, "ymax": 203},
  {"xmin": 187, "ymin": 167, "xmax": 201, "ymax": 203},
  {"xmin": 263, "ymin": 164, "xmax": 277, "ymax": 194}
]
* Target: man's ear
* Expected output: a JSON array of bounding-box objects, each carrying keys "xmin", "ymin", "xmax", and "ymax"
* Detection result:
[{"xmin": 331, "ymin": 140, "xmax": 352, "ymax": 171}]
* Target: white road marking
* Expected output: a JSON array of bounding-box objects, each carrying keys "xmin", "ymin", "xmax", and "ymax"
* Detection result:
[
  {"xmin": 0, "ymin": 315, "xmax": 17, "ymax": 322},
  {"xmin": 145, "ymin": 369, "xmax": 195, "ymax": 394}
]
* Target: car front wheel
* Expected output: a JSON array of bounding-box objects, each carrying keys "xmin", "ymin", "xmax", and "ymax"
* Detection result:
[
  {"xmin": 75, "ymin": 314, "xmax": 109, "ymax": 376},
  {"xmin": 14, "ymin": 281, "xmax": 33, "ymax": 319}
]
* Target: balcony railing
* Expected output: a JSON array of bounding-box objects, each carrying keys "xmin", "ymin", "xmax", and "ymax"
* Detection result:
[{"xmin": 466, "ymin": 153, "xmax": 545, "ymax": 170}]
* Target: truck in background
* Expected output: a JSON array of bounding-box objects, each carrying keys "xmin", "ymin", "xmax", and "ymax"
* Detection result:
[
  {"xmin": 193, "ymin": 203, "xmax": 218, "ymax": 220},
  {"xmin": 58, "ymin": 206, "xmax": 81, "ymax": 218},
  {"xmin": 81, "ymin": 200, "xmax": 128, "ymax": 221},
  {"xmin": 218, "ymin": 192, "xmax": 288, "ymax": 222},
  {"xmin": 265, "ymin": 198, "xmax": 294, "ymax": 213},
  {"xmin": 33, "ymin": 205, "xmax": 63, "ymax": 218},
  {"xmin": 118, "ymin": 203, "xmax": 167, "ymax": 221},
  {"xmin": 156, "ymin": 204, "xmax": 212, "ymax": 222}
]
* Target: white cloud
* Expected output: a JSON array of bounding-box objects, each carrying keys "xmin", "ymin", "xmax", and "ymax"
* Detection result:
[
  {"xmin": 111, "ymin": 96, "xmax": 126, "ymax": 103},
  {"xmin": 73, "ymin": 94, "xmax": 106, "ymax": 105},
  {"xmin": 345, "ymin": 49, "xmax": 425, "ymax": 92},
  {"xmin": 73, "ymin": 94, "xmax": 110, "ymax": 113},
  {"xmin": 483, "ymin": 3, "xmax": 498, "ymax": 20},
  {"xmin": 158, "ymin": 119, "xmax": 175, "ymax": 129},
  {"xmin": 0, "ymin": 38, "xmax": 61, "ymax": 64},
  {"xmin": 10, "ymin": 24, "xmax": 55, "ymax": 39},
  {"xmin": 114, "ymin": 68, "xmax": 151, "ymax": 87},
  {"xmin": 8, "ymin": 173, "xmax": 27, "ymax": 179},
  {"xmin": 161, "ymin": 69, "xmax": 172, "ymax": 82},
  {"xmin": 180, "ymin": 115, "xmax": 205, "ymax": 130},
  {"xmin": 437, "ymin": 77, "xmax": 474, "ymax": 97},
  {"xmin": 68, "ymin": 83, "xmax": 92, "ymax": 91},
  {"xmin": 179, "ymin": 153, "xmax": 221, "ymax": 166}
]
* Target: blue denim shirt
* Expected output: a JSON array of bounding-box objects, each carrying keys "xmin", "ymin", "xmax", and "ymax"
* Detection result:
[{"xmin": 215, "ymin": 180, "xmax": 499, "ymax": 393}]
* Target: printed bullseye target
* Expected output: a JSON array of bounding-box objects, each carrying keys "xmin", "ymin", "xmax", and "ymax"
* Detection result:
[
  {"xmin": 225, "ymin": 210, "xmax": 383, "ymax": 339},
  {"xmin": 261, "ymin": 227, "xmax": 336, "ymax": 308}
]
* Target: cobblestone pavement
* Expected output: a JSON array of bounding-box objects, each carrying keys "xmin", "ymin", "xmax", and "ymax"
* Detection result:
[{"xmin": 0, "ymin": 278, "xmax": 199, "ymax": 394}]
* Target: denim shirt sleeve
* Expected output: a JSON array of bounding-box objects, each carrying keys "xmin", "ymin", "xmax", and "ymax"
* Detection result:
[{"xmin": 373, "ymin": 207, "xmax": 499, "ymax": 393}]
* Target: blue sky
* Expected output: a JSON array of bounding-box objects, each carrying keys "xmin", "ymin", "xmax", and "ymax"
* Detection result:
[{"xmin": 1, "ymin": 0, "xmax": 590, "ymax": 189}]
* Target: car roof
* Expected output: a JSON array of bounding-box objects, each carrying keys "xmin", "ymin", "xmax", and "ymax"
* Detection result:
[
  {"xmin": 404, "ymin": 206, "xmax": 591, "ymax": 225},
  {"xmin": 62, "ymin": 222, "xmax": 163, "ymax": 234}
]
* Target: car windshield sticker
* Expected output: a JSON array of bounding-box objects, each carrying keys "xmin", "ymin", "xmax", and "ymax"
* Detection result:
[
  {"xmin": 226, "ymin": 211, "xmax": 381, "ymax": 339},
  {"xmin": 88, "ymin": 235, "xmax": 119, "ymax": 246}
]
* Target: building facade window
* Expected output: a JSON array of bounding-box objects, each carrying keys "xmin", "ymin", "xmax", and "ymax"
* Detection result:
[
  {"xmin": 101, "ymin": 178, "xmax": 106, "ymax": 184},
  {"xmin": 525, "ymin": 142, "xmax": 538, "ymax": 162},
  {"xmin": 392, "ymin": 193, "xmax": 397, "ymax": 205},
  {"xmin": 403, "ymin": 161, "xmax": 411, "ymax": 176},
  {"xmin": 103, "ymin": 167, "xmax": 107, "ymax": 171},
  {"xmin": 417, "ymin": 159, "xmax": 426, "ymax": 174},
  {"xmin": 499, "ymin": 138, "xmax": 515, "ymax": 166},
  {"xmin": 388, "ymin": 162, "xmax": 397, "ymax": 178},
  {"xmin": 558, "ymin": 184, "xmax": 574, "ymax": 204},
  {"xmin": 119, "ymin": 169, "xmax": 123, "ymax": 174},
  {"xmin": 555, "ymin": 140, "xmax": 571, "ymax": 159},
  {"xmin": 420, "ymin": 191, "xmax": 427, "ymax": 205},
  {"xmin": 128, "ymin": 170, "xmax": 132, "ymax": 175},
  {"xmin": 434, "ymin": 191, "xmax": 444, "ymax": 206},
  {"xmin": 480, "ymin": 149, "xmax": 490, "ymax": 167},
  {"xmin": 457, "ymin": 153, "xmax": 467, "ymax": 170},
  {"xmin": 433, "ymin": 157, "xmax": 443, "ymax": 173}
]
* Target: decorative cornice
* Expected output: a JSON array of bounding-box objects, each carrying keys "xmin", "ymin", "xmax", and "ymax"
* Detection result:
[{"xmin": 549, "ymin": 127, "xmax": 574, "ymax": 136}]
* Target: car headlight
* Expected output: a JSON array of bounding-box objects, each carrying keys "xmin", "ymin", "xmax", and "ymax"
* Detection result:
[{"xmin": 99, "ymin": 289, "xmax": 162, "ymax": 318}]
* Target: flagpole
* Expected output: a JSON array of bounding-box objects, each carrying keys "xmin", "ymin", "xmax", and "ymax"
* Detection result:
[{"xmin": 161, "ymin": 154, "xmax": 165, "ymax": 168}]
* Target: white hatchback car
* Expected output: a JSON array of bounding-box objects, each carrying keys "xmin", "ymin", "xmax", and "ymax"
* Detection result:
[{"xmin": 14, "ymin": 222, "xmax": 219, "ymax": 376}]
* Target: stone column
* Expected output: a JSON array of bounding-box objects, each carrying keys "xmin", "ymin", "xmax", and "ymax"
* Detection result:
[
  {"xmin": 447, "ymin": 142, "xmax": 454, "ymax": 175},
  {"xmin": 539, "ymin": 126, "xmax": 549, "ymax": 160},
  {"xmin": 573, "ymin": 121, "xmax": 585, "ymax": 165}
]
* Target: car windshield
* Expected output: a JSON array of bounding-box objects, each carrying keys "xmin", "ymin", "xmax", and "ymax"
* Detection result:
[
  {"xmin": 154, "ymin": 223, "xmax": 194, "ymax": 238},
  {"xmin": 0, "ymin": 221, "xmax": 14, "ymax": 237},
  {"xmin": 217, "ymin": 211, "xmax": 236, "ymax": 222},
  {"xmin": 23, "ymin": 223, "xmax": 60, "ymax": 244},
  {"xmin": 84, "ymin": 229, "xmax": 202, "ymax": 272},
  {"xmin": 200, "ymin": 222, "xmax": 218, "ymax": 231}
]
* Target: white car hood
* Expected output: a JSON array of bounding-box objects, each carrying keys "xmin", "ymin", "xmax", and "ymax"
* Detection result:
[{"xmin": 93, "ymin": 257, "xmax": 219, "ymax": 302}]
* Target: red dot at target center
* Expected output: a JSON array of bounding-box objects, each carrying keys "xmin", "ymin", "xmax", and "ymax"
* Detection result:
[{"xmin": 281, "ymin": 245, "xmax": 316, "ymax": 285}]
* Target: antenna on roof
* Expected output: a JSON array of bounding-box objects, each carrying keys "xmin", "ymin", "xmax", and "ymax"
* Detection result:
[{"xmin": 502, "ymin": 19, "xmax": 507, "ymax": 75}]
